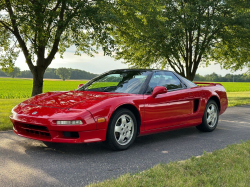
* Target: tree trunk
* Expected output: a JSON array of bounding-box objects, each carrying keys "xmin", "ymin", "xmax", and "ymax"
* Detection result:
[
  {"xmin": 185, "ymin": 60, "xmax": 199, "ymax": 81},
  {"xmin": 31, "ymin": 66, "xmax": 46, "ymax": 96}
]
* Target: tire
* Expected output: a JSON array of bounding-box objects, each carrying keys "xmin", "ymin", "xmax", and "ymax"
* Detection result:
[
  {"xmin": 196, "ymin": 100, "xmax": 219, "ymax": 132},
  {"xmin": 105, "ymin": 108, "xmax": 137, "ymax": 151}
]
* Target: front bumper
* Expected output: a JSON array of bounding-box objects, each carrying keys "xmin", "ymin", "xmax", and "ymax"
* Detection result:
[{"xmin": 10, "ymin": 112, "xmax": 107, "ymax": 143}]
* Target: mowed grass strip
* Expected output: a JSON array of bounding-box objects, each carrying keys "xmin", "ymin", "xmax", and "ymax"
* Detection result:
[
  {"xmin": 227, "ymin": 92, "xmax": 250, "ymax": 107},
  {"xmin": 89, "ymin": 140, "xmax": 250, "ymax": 187}
]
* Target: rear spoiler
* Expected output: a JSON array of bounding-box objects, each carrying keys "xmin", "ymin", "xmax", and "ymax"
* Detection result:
[{"xmin": 194, "ymin": 82, "xmax": 222, "ymax": 86}]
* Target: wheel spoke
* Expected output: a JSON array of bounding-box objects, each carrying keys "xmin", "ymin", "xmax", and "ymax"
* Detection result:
[
  {"xmin": 212, "ymin": 116, "xmax": 217, "ymax": 124},
  {"xmin": 210, "ymin": 105, "xmax": 214, "ymax": 113},
  {"xmin": 125, "ymin": 131, "xmax": 131, "ymax": 139},
  {"xmin": 121, "ymin": 115, "xmax": 127, "ymax": 125},
  {"xmin": 126, "ymin": 121, "xmax": 133, "ymax": 130},
  {"xmin": 118, "ymin": 134, "xmax": 125, "ymax": 144},
  {"xmin": 207, "ymin": 108, "xmax": 212, "ymax": 114},
  {"xmin": 207, "ymin": 116, "xmax": 212, "ymax": 123},
  {"xmin": 115, "ymin": 125, "xmax": 122, "ymax": 133}
]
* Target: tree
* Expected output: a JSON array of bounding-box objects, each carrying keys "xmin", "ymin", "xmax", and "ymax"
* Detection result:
[
  {"xmin": 4, "ymin": 66, "xmax": 20, "ymax": 78},
  {"xmin": 70, "ymin": 68, "xmax": 98, "ymax": 79},
  {"xmin": 211, "ymin": 0, "xmax": 250, "ymax": 75},
  {"xmin": 55, "ymin": 67, "xmax": 71, "ymax": 81},
  {"xmin": 0, "ymin": 0, "xmax": 114, "ymax": 96},
  {"xmin": 44, "ymin": 68, "xmax": 60, "ymax": 79},
  {"xmin": 111, "ymin": 0, "xmax": 246, "ymax": 80}
]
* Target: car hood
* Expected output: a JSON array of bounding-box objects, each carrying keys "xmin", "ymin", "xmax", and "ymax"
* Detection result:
[{"xmin": 21, "ymin": 91, "xmax": 131, "ymax": 109}]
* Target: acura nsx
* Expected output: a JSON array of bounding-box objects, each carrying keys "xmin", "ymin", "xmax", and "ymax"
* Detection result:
[{"xmin": 10, "ymin": 69, "xmax": 228, "ymax": 150}]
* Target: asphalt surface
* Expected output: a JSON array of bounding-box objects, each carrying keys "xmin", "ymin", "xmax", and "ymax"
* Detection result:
[{"xmin": 1, "ymin": 105, "xmax": 250, "ymax": 187}]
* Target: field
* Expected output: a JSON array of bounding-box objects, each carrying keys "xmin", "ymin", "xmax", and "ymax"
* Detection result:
[
  {"xmin": 0, "ymin": 78, "xmax": 88, "ymax": 99},
  {"xmin": 207, "ymin": 82, "xmax": 250, "ymax": 92}
]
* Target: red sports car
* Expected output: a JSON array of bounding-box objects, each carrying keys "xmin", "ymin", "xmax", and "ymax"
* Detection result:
[{"xmin": 10, "ymin": 69, "xmax": 228, "ymax": 150}]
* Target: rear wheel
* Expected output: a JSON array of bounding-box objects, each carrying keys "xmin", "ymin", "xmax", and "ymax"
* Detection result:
[
  {"xmin": 196, "ymin": 100, "xmax": 219, "ymax": 132},
  {"xmin": 105, "ymin": 108, "xmax": 137, "ymax": 151}
]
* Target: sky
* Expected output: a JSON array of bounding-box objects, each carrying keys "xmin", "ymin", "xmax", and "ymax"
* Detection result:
[{"xmin": 15, "ymin": 47, "xmax": 247, "ymax": 76}]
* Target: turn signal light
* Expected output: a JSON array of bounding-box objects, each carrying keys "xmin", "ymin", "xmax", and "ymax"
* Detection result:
[{"xmin": 97, "ymin": 118, "xmax": 105, "ymax": 123}]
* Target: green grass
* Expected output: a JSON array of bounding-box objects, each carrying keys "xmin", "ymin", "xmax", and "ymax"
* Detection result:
[
  {"xmin": 0, "ymin": 78, "xmax": 88, "ymax": 99},
  {"xmin": 216, "ymin": 82, "xmax": 250, "ymax": 92},
  {"xmin": 0, "ymin": 99, "xmax": 25, "ymax": 131},
  {"xmin": 227, "ymin": 92, "xmax": 250, "ymax": 107},
  {"xmin": 89, "ymin": 140, "xmax": 250, "ymax": 187}
]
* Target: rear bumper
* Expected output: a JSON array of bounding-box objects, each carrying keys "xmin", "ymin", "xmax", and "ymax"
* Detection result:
[{"xmin": 10, "ymin": 115, "xmax": 107, "ymax": 143}]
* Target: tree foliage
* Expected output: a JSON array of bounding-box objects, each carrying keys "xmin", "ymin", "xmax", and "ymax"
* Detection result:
[
  {"xmin": 0, "ymin": 67, "xmax": 98, "ymax": 79},
  {"xmin": 194, "ymin": 73, "xmax": 250, "ymax": 82},
  {"xmin": 211, "ymin": 0, "xmax": 250, "ymax": 74},
  {"xmin": 0, "ymin": 0, "xmax": 113, "ymax": 95},
  {"xmin": 55, "ymin": 67, "xmax": 71, "ymax": 81},
  {"xmin": 111, "ymin": 0, "xmax": 250, "ymax": 80}
]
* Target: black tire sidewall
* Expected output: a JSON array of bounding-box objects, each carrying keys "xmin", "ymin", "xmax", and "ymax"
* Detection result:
[{"xmin": 107, "ymin": 108, "xmax": 137, "ymax": 150}]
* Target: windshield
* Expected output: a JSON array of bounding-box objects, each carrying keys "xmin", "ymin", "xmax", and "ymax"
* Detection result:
[{"xmin": 78, "ymin": 70, "xmax": 151, "ymax": 94}]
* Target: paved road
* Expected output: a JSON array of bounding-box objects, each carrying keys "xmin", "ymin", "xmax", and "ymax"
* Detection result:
[{"xmin": 1, "ymin": 105, "xmax": 250, "ymax": 187}]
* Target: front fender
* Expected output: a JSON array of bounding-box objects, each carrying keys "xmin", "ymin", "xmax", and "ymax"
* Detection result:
[{"xmin": 87, "ymin": 95, "xmax": 144, "ymax": 129}]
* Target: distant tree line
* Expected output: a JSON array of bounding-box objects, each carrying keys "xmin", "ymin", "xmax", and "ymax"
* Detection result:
[
  {"xmin": 0, "ymin": 67, "xmax": 98, "ymax": 80},
  {"xmin": 194, "ymin": 73, "xmax": 250, "ymax": 82}
]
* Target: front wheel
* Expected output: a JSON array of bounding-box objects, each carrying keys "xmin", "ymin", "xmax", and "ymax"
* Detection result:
[
  {"xmin": 105, "ymin": 108, "xmax": 137, "ymax": 151},
  {"xmin": 196, "ymin": 100, "xmax": 219, "ymax": 132}
]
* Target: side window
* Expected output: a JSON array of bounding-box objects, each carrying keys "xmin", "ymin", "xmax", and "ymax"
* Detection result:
[{"xmin": 148, "ymin": 72, "xmax": 182, "ymax": 92}]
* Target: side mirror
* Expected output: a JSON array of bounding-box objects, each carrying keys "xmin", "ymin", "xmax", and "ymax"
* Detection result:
[
  {"xmin": 78, "ymin": 84, "xmax": 84, "ymax": 88},
  {"xmin": 151, "ymin": 86, "xmax": 167, "ymax": 98}
]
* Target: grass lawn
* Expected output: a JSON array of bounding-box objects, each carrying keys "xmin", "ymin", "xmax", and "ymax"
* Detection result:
[
  {"xmin": 0, "ymin": 99, "xmax": 25, "ymax": 131},
  {"xmin": 214, "ymin": 82, "xmax": 250, "ymax": 92},
  {"xmin": 0, "ymin": 78, "xmax": 88, "ymax": 99},
  {"xmin": 227, "ymin": 91, "xmax": 250, "ymax": 107},
  {"xmin": 88, "ymin": 140, "xmax": 250, "ymax": 187}
]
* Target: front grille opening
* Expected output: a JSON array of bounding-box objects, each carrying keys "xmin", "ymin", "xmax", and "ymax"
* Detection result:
[
  {"xmin": 26, "ymin": 129, "xmax": 50, "ymax": 137},
  {"xmin": 63, "ymin": 132, "xmax": 79, "ymax": 138},
  {"xmin": 25, "ymin": 124, "xmax": 49, "ymax": 131}
]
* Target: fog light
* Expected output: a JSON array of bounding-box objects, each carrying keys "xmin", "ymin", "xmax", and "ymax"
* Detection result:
[{"xmin": 56, "ymin": 120, "xmax": 83, "ymax": 125}]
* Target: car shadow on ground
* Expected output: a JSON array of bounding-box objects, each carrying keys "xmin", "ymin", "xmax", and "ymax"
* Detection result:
[{"xmin": 22, "ymin": 126, "xmax": 203, "ymax": 156}]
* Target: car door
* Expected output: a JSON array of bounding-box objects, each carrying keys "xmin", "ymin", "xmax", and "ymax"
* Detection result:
[{"xmin": 143, "ymin": 71, "xmax": 193, "ymax": 130}]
